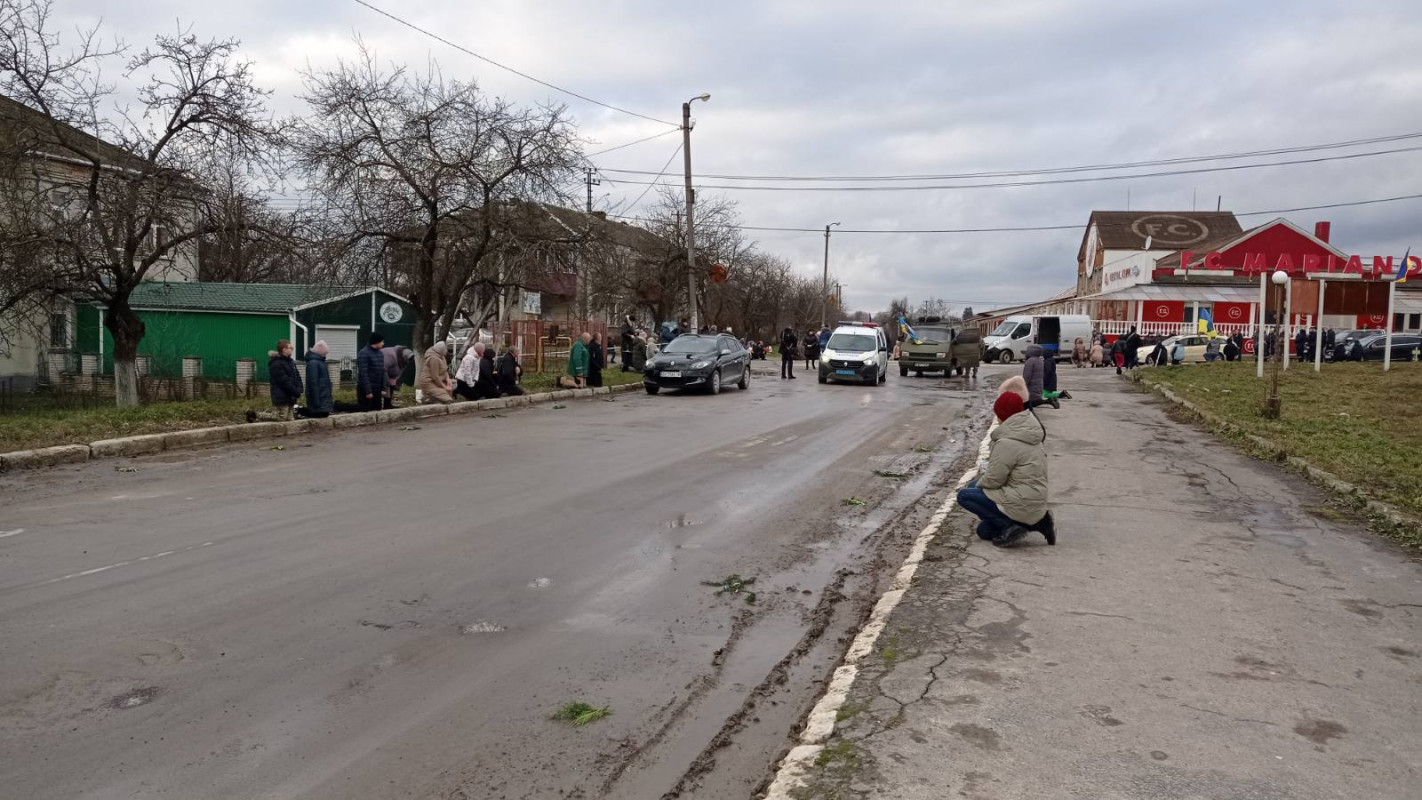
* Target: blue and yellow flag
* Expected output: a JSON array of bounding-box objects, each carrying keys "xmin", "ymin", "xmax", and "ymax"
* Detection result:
[
  {"xmin": 897, "ymin": 315, "xmax": 921, "ymax": 345},
  {"xmin": 1396, "ymin": 248, "xmax": 1418, "ymax": 284},
  {"xmin": 1196, "ymin": 308, "xmax": 1217, "ymax": 337}
]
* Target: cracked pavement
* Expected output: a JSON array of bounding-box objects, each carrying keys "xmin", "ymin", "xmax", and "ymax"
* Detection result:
[{"xmin": 787, "ymin": 367, "xmax": 1422, "ymax": 799}]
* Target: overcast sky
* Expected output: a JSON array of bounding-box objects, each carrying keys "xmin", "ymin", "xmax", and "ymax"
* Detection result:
[{"xmin": 56, "ymin": 0, "xmax": 1422, "ymax": 314}]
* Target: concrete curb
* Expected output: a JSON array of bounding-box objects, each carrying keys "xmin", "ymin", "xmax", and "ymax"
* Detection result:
[
  {"xmin": 0, "ymin": 381, "xmax": 644, "ymax": 473},
  {"xmin": 1130, "ymin": 371, "xmax": 1417, "ymax": 528}
]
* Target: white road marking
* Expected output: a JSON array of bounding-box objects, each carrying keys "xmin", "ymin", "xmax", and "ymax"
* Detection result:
[
  {"xmin": 40, "ymin": 540, "xmax": 217, "ymax": 586},
  {"xmin": 0, "ymin": 529, "xmax": 23, "ymax": 539},
  {"xmin": 763, "ymin": 422, "xmax": 996, "ymax": 799},
  {"xmin": 771, "ymin": 435, "xmax": 800, "ymax": 447}
]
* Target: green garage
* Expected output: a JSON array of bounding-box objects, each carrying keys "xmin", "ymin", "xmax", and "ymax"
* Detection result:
[{"xmin": 76, "ymin": 283, "xmax": 415, "ymax": 381}]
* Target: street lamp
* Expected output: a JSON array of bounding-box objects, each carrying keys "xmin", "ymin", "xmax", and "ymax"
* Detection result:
[
  {"xmin": 683, "ymin": 93, "xmax": 711, "ymax": 332},
  {"xmin": 1265, "ymin": 269, "xmax": 1289, "ymax": 419},
  {"xmin": 822, "ymin": 222, "xmax": 841, "ymax": 329}
]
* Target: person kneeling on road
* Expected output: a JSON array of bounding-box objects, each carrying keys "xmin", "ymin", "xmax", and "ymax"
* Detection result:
[{"xmin": 956, "ymin": 391, "xmax": 1055, "ymax": 548}]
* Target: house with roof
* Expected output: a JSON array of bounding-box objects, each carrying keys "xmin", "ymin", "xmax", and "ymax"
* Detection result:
[{"xmin": 72, "ymin": 283, "xmax": 415, "ymax": 383}]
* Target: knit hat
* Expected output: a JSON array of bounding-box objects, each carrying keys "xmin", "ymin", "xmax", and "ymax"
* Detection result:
[
  {"xmin": 312, "ymin": 340, "xmax": 329, "ymax": 356},
  {"xmin": 993, "ymin": 391, "xmax": 1025, "ymax": 422}
]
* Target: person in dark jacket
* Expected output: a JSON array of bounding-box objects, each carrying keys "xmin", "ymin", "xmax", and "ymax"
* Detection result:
[
  {"xmin": 1110, "ymin": 337, "xmax": 1128, "ymax": 375},
  {"xmin": 588, "ymin": 332, "xmax": 606, "ymax": 388},
  {"xmin": 475, "ymin": 344, "xmax": 499, "ymax": 398},
  {"xmin": 780, "ymin": 327, "xmax": 799, "ymax": 379},
  {"xmin": 495, "ymin": 346, "xmax": 524, "ymax": 396},
  {"xmin": 620, "ymin": 315, "xmax": 636, "ymax": 371},
  {"xmin": 267, "ymin": 339, "xmax": 303, "ymax": 421},
  {"xmin": 1124, "ymin": 326, "xmax": 1142, "ymax": 369},
  {"xmin": 356, "ymin": 332, "xmax": 387, "ymax": 412},
  {"xmin": 302, "ymin": 340, "xmax": 333, "ymax": 417},
  {"xmin": 804, "ymin": 333, "xmax": 821, "ymax": 370}
]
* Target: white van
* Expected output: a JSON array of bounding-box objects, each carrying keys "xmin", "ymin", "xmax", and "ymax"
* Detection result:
[
  {"xmin": 983, "ymin": 314, "xmax": 1091, "ymax": 363},
  {"xmin": 818, "ymin": 323, "xmax": 890, "ymax": 385}
]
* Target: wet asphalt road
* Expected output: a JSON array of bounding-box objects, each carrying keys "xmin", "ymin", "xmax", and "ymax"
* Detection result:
[{"xmin": 0, "ymin": 365, "xmax": 991, "ymax": 799}]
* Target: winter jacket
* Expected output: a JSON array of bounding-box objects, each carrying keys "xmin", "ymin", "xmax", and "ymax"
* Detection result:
[
  {"xmin": 1022, "ymin": 343, "xmax": 1045, "ymax": 398},
  {"xmin": 476, "ymin": 351, "xmax": 498, "ymax": 395},
  {"xmin": 1072, "ymin": 341, "xmax": 1087, "ymax": 362},
  {"xmin": 304, "ymin": 351, "xmax": 333, "ymax": 414},
  {"xmin": 357, "ymin": 345, "xmax": 386, "ymax": 397},
  {"xmin": 805, "ymin": 339, "xmax": 821, "ymax": 360},
  {"xmin": 780, "ymin": 331, "xmax": 799, "ymax": 359},
  {"xmin": 495, "ymin": 351, "xmax": 520, "ymax": 391},
  {"xmin": 978, "ymin": 410, "xmax": 1048, "ymax": 526},
  {"xmin": 455, "ymin": 349, "xmax": 481, "ymax": 386},
  {"xmin": 383, "ymin": 345, "xmax": 410, "ymax": 388},
  {"xmin": 569, "ymin": 340, "xmax": 589, "ymax": 377},
  {"xmin": 632, "ymin": 339, "xmax": 648, "ymax": 371},
  {"xmin": 419, "ymin": 343, "xmax": 453, "ymax": 403},
  {"xmin": 268, "ymin": 351, "xmax": 303, "ymax": 406},
  {"xmin": 1089, "ymin": 343, "xmax": 1104, "ymax": 365},
  {"xmin": 589, "ymin": 341, "xmax": 605, "ymax": 372},
  {"xmin": 1042, "ymin": 349, "xmax": 1058, "ymax": 392}
]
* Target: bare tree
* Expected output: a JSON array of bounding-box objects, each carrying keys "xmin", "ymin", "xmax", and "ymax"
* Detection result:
[
  {"xmin": 0, "ymin": 0, "xmax": 278, "ymax": 405},
  {"xmin": 294, "ymin": 44, "xmax": 582, "ymax": 365}
]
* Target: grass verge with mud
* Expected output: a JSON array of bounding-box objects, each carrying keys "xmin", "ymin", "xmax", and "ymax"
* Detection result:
[
  {"xmin": 1139, "ymin": 360, "xmax": 1422, "ymax": 546},
  {"xmin": 0, "ymin": 370, "xmax": 644, "ymax": 453}
]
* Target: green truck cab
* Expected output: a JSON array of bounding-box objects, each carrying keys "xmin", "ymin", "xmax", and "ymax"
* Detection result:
[{"xmin": 896, "ymin": 325, "xmax": 984, "ymax": 378}]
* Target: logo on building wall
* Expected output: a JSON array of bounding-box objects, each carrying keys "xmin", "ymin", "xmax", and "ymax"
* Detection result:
[
  {"xmin": 1154, "ymin": 304, "xmax": 1171, "ymax": 319},
  {"xmin": 1224, "ymin": 305, "xmax": 1244, "ymax": 321},
  {"xmin": 379, "ymin": 301, "xmax": 403, "ymax": 323},
  {"xmin": 1130, "ymin": 215, "xmax": 1210, "ymax": 247},
  {"xmin": 1084, "ymin": 224, "xmax": 1099, "ymax": 278}
]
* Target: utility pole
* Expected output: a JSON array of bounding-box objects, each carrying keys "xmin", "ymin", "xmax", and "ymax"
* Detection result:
[
  {"xmin": 682, "ymin": 94, "xmax": 710, "ymax": 332},
  {"xmin": 584, "ymin": 167, "xmax": 600, "ymax": 213},
  {"xmin": 821, "ymin": 222, "xmax": 840, "ymax": 329}
]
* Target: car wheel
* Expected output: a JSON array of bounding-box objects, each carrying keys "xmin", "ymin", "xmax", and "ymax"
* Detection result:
[
  {"xmin": 899, "ymin": 364, "xmax": 908, "ymax": 377},
  {"xmin": 709, "ymin": 369, "xmax": 722, "ymax": 395},
  {"xmin": 818, "ymin": 370, "xmax": 828, "ymax": 384},
  {"xmin": 998, "ymin": 350, "xmax": 1014, "ymax": 364},
  {"xmin": 914, "ymin": 370, "xmax": 923, "ymax": 377},
  {"xmin": 866, "ymin": 366, "xmax": 879, "ymax": 386},
  {"xmin": 737, "ymin": 365, "xmax": 749, "ymax": 390},
  {"xmin": 645, "ymin": 384, "xmax": 659, "ymax": 395}
]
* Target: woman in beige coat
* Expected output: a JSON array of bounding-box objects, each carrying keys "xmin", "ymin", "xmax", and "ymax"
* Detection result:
[
  {"xmin": 419, "ymin": 341, "xmax": 454, "ymax": 404},
  {"xmin": 956, "ymin": 391, "xmax": 1054, "ymax": 547}
]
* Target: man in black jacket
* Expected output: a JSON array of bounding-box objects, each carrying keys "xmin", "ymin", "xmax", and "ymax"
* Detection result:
[
  {"xmin": 356, "ymin": 332, "xmax": 387, "ymax": 412},
  {"xmin": 495, "ymin": 346, "xmax": 524, "ymax": 396},
  {"xmin": 266, "ymin": 339, "xmax": 303, "ymax": 422},
  {"xmin": 780, "ymin": 327, "xmax": 799, "ymax": 379}
]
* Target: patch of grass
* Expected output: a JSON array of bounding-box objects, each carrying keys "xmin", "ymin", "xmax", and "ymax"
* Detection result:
[
  {"xmin": 1143, "ymin": 362, "xmax": 1422, "ymax": 545},
  {"xmin": 873, "ymin": 469, "xmax": 908, "ymax": 479},
  {"xmin": 835, "ymin": 702, "xmax": 868, "ymax": 722},
  {"xmin": 880, "ymin": 634, "xmax": 900, "ymax": 663},
  {"xmin": 841, "ymin": 496, "xmax": 867, "ymax": 507},
  {"xmin": 912, "ymin": 445, "xmax": 934, "ymax": 453},
  {"xmin": 551, "ymin": 701, "xmax": 610, "ymax": 726},
  {"xmin": 814, "ymin": 738, "xmax": 861, "ymax": 768}
]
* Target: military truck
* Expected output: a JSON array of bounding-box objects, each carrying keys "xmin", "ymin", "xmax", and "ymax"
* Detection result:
[{"xmin": 896, "ymin": 324, "xmax": 984, "ymax": 378}]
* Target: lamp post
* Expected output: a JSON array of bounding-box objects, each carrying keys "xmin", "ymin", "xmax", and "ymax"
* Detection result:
[
  {"xmin": 1265, "ymin": 270, "xmax": 1289, "ymax": 419},
  {"xmin": 821, "ymin": 222, "xmax": 841, "ymax": 329},
  {"xmin": 682, "ymin": 93, "xmax": 711, "ymax": 332}
]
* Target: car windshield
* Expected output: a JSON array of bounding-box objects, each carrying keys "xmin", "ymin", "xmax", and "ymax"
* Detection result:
[
  {"xmin": 662, "ymin": 336, "xmax": 718, "ymax": 355},
  {"xmin": 990, "ymin": 320, "xmax": 1018, "ymax": 336},
  {"xmin": 828, "ymin": 332, "xmax": 877, "ymax": 352},
  {"xmin": 913, "ymin": 327, "xmax": 952, "ymax": 344}
]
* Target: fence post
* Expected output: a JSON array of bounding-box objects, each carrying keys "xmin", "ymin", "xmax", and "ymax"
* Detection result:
[
  {"xmin": 182, "ymin": 355, "xmax": 203, "ymax": 400},
  {"xmin": 235, "ymin": 357, "xmax": 256, "ymax": 397}
]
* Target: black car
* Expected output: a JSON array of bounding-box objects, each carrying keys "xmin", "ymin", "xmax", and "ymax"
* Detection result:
[
  {"xmin": 1329, "ymin": 329, "xmax": 1380, "ymax": 362},
  {"xmin": 1345, "ymin": 333, "xmax": 1422, "ymax": 362},
  {"xmin": 644, "ymin": 334, "xmax": 750, "ymax": 395}
]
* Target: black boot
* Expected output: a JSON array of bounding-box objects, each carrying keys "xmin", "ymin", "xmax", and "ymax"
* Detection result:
[
  {"xmin": 1031, "ymin": 511, "xmax": 1057, "ymax": 546},
  {"xmin": 992, "ymin": 524, "xmax": 1030, "ymax": 547}
]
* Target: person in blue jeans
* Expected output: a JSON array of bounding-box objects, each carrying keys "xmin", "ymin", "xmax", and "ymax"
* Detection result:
[{"xmin": 956, "ymin": 390, "xmax": 1055, "ymax": 547}]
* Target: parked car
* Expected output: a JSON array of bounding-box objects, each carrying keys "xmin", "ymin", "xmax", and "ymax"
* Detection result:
[
  {"xmin": 1329, "ymin": 329, "xmax": 1382, "ymax": 362},
  {"xmin": 983, "ymin": 314, "xmax": 1091, "ymax": 363},
  {"xmin": 819, "ymin": 323, "xmax": 890, "ymax": 385},
  {"xmin": 898, "ymin": 326, "xmax": 984, "ymax": 377},
  {"xmin": 1137, "ymin": 334, "xmax": 1210, "ymax": 365},
  {"xmin": 643, "ymin": 333, "xmax": 750, "ymax": 395},
  {"xmin": 1345, "ymin": 333, "xmax": 1422, "ymax": 362}
]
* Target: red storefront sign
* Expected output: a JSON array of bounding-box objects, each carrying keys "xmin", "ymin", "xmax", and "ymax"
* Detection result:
[
  {"xmin": 1214, "ymin": 302, "xmax": 1252, "ymax": 324},
  {"xmin": 1356, "ymin": 313, "xmax": 1389, "ymax": 329},
  {"xmin": 1145, "ymin": 300, "xmax": 1184, "ymax": 321}
]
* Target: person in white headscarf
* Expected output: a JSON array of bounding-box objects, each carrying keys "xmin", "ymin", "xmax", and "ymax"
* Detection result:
[
  {"xmin": 419, "ymin": 341, "xmax": 454, "ymax": 404},
  {"xmin": 454, "ymin": 341, "xmax": 484, "ymax": 401}
]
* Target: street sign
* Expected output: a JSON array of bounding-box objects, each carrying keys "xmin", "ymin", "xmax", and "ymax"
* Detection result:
[
  {"xmin": 1243, "ymin": 338, "xmax": 1256, "ymax": 355},
  {"xmin": 522, "ymin": 291, "xmax": 542, "ymax": 315}
]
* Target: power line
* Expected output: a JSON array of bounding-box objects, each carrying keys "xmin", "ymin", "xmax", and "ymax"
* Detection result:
[
  {"xmin": 608, "ymin": 191, "xmax": 1422, "ymax": 234},
  {"xmin": 598, "ymin": 130, "xmax": 1422, "ymax": 182},
  {"xmin": 625, "ymin": 142, "xmax": 682, "ymax": 211},
  {"xmin": 597, "ymin": 145, "xmax": 1422, "ymax": 192},
  {"xmin": 586, "ymin": 128, "xmax": 681, "ymax": 158},
  {"xmin": 351, "ymin": 0, "xmax": 679, "ymax": 129}
]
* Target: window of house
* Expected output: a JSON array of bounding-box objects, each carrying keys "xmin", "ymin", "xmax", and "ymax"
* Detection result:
[
  {"xmin": 1409, "ymin": 313, "xmax": 1421, "ymax": 331},
  {"xmin": 50, "ymin": 312, "xmax": 68, "ymax": 348}
]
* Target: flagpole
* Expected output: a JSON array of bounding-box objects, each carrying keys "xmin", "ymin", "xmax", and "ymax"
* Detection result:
[
  {"xmin": 1314, "ymin": 278, "xmax": 1326, "ymax": 373},
  {"xmin": 1257, "ymin": 272, "xmax": 1267, "ymax": 379},
  {"xmin": 1384, "ymin": 277, "xmax": 1396, "ymax": 372}
]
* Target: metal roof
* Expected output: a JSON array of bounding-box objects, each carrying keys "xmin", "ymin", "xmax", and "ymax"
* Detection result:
[
  {"xmin": 1079, "ymin": 284, "xmax": 1263, "ymax": 303},
  {"xmin": 124, "ymin": 282, "xmax": 377, "ymax": 313}
]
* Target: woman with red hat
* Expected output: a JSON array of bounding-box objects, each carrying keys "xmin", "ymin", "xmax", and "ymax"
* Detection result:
[{"xmin": 956, "ymin": 390, "xmax": 1054, "ymax": 547}]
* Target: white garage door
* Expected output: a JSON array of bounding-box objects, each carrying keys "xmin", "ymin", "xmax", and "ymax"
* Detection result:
[{"xmin": 316, "ymin": 326, "xmax": 360, "ymax": 361}]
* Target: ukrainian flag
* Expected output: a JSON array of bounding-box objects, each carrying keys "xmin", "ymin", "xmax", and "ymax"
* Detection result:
[{"xmin": 1197, "ymin": 308, "xmax": 1216, "ymax": 337}]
